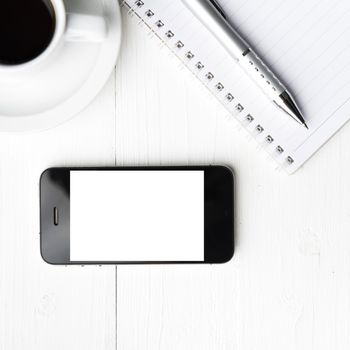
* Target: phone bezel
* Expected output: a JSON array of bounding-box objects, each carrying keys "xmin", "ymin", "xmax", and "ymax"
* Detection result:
[{"xmin": 40, "ymin": 166, "xmax": 234, "ymax": 265}]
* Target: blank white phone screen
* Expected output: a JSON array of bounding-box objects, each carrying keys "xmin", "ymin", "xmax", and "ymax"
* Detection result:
[{"xmin": 70, "ymin": 171, "xmax": 204, "ymax": 261}]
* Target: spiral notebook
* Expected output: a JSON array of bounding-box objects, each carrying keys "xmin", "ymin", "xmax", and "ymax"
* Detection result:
[{"xmin": 122, "ymin": 0, "xmax": 350, "ymax": 174}]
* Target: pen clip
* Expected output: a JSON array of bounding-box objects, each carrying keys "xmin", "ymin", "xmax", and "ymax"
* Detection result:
[{"xmin": 208, "ymin": 0, "xmax": 227, "ymax": 20}]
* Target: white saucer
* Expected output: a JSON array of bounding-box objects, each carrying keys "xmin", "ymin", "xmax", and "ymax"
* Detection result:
[{"xmin": 0, "ymin": 0, "xmax": 121, "ymax": 132}]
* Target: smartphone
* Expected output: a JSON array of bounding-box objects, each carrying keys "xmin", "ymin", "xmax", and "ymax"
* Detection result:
[{"xmin": 40, "ymin": 166, "xmax": 234, "ymax": 265}]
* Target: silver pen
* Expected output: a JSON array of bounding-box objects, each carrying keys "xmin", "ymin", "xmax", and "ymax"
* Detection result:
[{"xmin": 181, "ymin": 0, "xmax": 308, "ymax": 129}]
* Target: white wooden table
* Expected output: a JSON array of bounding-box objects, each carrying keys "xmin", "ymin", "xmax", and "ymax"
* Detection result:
[{"xmin": 1, "ymin": 7, "xmax": 350, "ymax": 350}]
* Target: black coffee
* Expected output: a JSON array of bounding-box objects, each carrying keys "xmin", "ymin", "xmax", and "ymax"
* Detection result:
[{"xmin": 0, "ymin": 0, "xmax": 56, "ymax": 65}]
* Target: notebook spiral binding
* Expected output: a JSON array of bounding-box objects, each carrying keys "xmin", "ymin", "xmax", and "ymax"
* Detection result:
[{"xmin": 120, "ymin": 0, "xmax": 295, "ymax": 168}]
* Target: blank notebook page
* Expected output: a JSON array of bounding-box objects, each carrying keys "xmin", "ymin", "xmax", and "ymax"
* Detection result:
[{"xmin": 124, "ymin": 0, "xmax": 350, "ymax": 173}]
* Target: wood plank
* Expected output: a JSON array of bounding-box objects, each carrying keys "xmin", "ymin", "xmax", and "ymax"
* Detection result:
[
  {"xmin": 116, "ymin": 9, "xmax": 350, "ymax": 349},
  {"xmin": 0, "ymin": 76, "xmax": 116, "ymax": 350}
]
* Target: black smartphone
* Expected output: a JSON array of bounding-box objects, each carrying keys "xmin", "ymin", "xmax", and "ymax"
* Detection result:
[{"xmin": 40, "ymin": 166, "xmax": 234, "ymax": 265}]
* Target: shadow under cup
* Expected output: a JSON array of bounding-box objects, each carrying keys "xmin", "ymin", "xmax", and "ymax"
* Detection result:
[{"xmin": 0, "ymin": 0, "xmax": 56, "ymax": 65}]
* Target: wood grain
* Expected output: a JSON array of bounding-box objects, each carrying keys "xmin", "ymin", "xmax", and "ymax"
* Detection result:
[
  {"xmin": 0, "ymin": 77, "xmax": 116, "ymax": 350},
  {"xmin": 116, "ymin": 8, "xmax": 350, "ymax": 350}
]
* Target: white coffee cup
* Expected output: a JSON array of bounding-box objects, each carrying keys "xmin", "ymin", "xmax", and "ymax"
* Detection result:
[{"xmin": 0, "ymin": 0, "xmax": 107, "ymax": 72}]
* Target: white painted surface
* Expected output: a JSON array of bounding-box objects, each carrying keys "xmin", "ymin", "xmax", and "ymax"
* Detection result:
[
  {"xmin": 116, "ymin": 8, "xmax": 350, "ymax": 350},
  {"xmin": 0, "ymin": 77, "xmax": 116, "ymax": 349}
]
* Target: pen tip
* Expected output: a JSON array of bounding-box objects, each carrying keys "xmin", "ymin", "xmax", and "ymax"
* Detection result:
[{"xmin": 303, "ymin": 123, "xmax": 309, "ymax": 130}]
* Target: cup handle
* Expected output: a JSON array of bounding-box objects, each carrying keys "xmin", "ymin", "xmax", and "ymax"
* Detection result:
[{"xmin": 65, "ymin": 14, "xmax": 107, "ymax": 42}]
